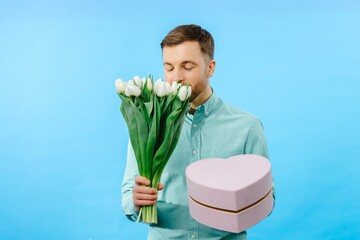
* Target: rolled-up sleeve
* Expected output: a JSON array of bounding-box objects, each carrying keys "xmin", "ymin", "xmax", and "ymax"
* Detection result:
[{"xmin": 121, "ymin": 140, "xmax": 140, "ymax": 222}]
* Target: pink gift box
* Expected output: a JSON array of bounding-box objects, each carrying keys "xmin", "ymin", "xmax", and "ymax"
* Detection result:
[{"xmin": 185, "ymin": 154, "xmax": 273, "ymax": 233}]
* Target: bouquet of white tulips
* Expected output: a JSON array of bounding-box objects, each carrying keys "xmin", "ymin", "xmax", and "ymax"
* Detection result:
[{"xmin": 115, "ymin": 75, "xmax": 191, "ymax": 224}]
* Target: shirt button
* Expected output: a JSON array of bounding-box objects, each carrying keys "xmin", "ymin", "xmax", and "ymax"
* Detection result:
[
  {"xmin": 193, "ymin": 124, "xmax": 197, "ymax": 128},
  {"xmin": 192, "ymin": 150, "xmax": 197, "ymax": 155},
  {"xmin": 191, "ymin": 234, "xmax": 196, "ymax": 239}
]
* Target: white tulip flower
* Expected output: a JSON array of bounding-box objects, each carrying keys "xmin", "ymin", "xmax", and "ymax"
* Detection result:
[
  {"xmin": 141, "ymin": 77, "xmax": 147, "ymax": 89},
  {"xmin": 133, "ymin": 76, "xmax": 143, "ymax": 88},
  {"xmin": 115, "ymin": 78, "xmax": 126, "ymax": 93},
  {"xmin": 153, "ymin": 79, "xmax": 161, "ymax": 94},
  {"xmin": 154, "ymin": 79, "xmax": 164, "ymax": 97},
  {"xmin": 171, "ymin": 81, "xmax": 180, "ymax": 94},
  {"xmin": 154, "ymin": 79, "xmax": 172, "ymax": 97},
  {"xmin": 164, "ymin": 82, "xmax": 171, "ymax": 95},
  {"xmin": 125, "ymin": 84, "xmax": 141, "ymax": 97},
  {"xmin": 178, "ymin": 85, "xmax": 192, "ymax": 101},
  {"xmin": 146, "ymin": 77, "xmax": 153, "ymax": 91},
  {"xmin": 128, "ymin": 79, "xmax": 135, "ymax": 86}
]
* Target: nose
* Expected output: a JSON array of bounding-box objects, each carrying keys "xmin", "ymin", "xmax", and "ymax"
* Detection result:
[{"xmin": 173, "ymin": 69, "xmax": 185, "ymax": 83}]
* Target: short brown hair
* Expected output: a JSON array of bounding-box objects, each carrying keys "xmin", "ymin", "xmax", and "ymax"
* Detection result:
[{"xmin": 160, "ymin": 24, "xmax": 215, "ymax": 60}]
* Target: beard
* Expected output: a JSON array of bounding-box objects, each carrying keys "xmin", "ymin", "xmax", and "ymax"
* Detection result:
[
  {"xmin": 189, "ymin": 85, "xmax": 201, "ymax": 102},
  {"xmin": 189, "ymin": 80, "xmax": 209, "ymax": 103},
  {"xmin": 189, "ymin": 91, "xmax": 197, "ymax": 102}
]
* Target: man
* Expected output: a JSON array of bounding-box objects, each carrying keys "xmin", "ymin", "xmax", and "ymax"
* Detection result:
[{"xmin": 122, "ymin": 24, "xmax": 272, "ymax": 239}]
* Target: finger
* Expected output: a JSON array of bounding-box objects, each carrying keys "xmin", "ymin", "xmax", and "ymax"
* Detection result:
[
  {"xmin": 134, "ymin": 192, "xmax": 158, "ymax": 201},
  {"xmin": 133, "ymin": 192, "xmax": 158, "ymax": 209},
  {"xmin": 158, "ymin": 183, "xmax": 164, "ymax": 191},
  {"xmin": 133, "ymin": 185, "xmax": 157, "ymax": 195},
  {"xmin": 134, "ymin": 199, "xmax": 157, "ymax": 208},
  {"xmin": 135, "ymin": 176, "xmax": 151, "ymax": 186}
]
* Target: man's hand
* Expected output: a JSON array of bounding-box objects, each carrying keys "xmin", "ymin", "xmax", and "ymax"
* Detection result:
[{"xmin": 133, "ymin": 176, "xmax": 164, "ymax": 211}]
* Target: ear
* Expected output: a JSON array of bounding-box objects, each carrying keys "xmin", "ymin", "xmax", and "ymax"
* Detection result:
[{"xmin": 207, "ymin": 60, "xmax": 216, "ymax": 78}]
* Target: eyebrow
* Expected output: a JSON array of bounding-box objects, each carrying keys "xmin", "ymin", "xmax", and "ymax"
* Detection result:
[
  {"xmin": 163, "ymin": 61, "xmax": 198, "ymax": 66},
  {"xmin": 163, "ymin": 62, "xmax": 172, "ymax": 66}
]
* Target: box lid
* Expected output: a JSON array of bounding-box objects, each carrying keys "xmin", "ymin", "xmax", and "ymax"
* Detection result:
[{"xmin": 186, "ymin": 154, "xmax": 272, "ymax": 211}]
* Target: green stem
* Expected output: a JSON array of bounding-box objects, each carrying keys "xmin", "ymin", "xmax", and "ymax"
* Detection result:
[
  {"xmin": 141, "ymin": 204, "xmax": 158, "ymax": 224},
  {"xmin": 136, "ymin": 207, "xmax": 143, "ymax": 224}
]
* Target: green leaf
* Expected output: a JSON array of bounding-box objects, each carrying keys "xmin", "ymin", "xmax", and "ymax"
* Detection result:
[
  {"xmin": 120, "ymin": 96, "xmax": 149, "ymax": 175},
  {"xmin": 145, "ymin": 97, "xmax": 159, "ymax": 184},
  {"xmin": 152, "ymin": 106, "xmax": 183, "ymax": 178},
  {"xmin": 144, "ymin": 102, "xmax": 153, "ymax": 117},
  {"xmin": 137, "ymin": 97, "xmax": 151, "ymax": 127}
]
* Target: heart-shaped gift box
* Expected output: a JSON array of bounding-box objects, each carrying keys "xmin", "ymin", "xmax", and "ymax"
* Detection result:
[{"xmin": 185, "ymin": 154, "xmax": 273, "ymax": 233}]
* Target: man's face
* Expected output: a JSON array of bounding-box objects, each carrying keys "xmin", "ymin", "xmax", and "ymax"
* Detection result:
[{"xmin": 162, "ymin": 41, "xmax": 215, "ymax": 102}]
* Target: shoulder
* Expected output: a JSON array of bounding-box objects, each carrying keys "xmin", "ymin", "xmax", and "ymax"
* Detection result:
[{"xmin": 217, "ymin": 98, "xmax": 261, "ymax": 125}]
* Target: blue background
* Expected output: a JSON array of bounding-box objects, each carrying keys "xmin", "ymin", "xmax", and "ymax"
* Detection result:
[{"xmin": 1, "ymin": 1, "xmax": 359, "ymax": 239}]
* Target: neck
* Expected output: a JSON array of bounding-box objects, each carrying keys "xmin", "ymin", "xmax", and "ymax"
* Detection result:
[{"xmin": 191, "ymin": 85, "xmax": 212, "ymax": 109}]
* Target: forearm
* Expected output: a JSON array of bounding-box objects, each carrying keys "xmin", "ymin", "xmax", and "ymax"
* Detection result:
[{"xmin": 121, "ymin": 141, "xmax": 140, "ymax": 221}]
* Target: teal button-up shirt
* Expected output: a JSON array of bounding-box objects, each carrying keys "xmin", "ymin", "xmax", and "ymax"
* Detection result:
[{"xmin": 122, "ymin": 91, "xmax": 271, "ymax": 240}]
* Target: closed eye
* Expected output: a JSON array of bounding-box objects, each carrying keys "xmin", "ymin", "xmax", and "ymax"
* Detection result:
[
  {"xmin": 183, "ymin": 62, "xmax": 196, "ymax": 71},
  {"xmin": 164, "ymin": 63, "xmax": 174, "ymax": 72}
]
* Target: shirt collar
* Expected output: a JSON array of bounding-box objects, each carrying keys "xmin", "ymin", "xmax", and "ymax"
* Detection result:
[
  {"xmin": 200, "ymin": 90, "xmax": 218, "ymax": 116},
  {"xmin": 188, "ymin": 89, "xmax": 219, "ymax": 118}
]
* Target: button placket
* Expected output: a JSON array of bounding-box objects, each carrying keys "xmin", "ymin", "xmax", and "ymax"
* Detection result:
[{"xmin": 190, "ymin": 111, "xmax": 201, "ymax": 163}]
